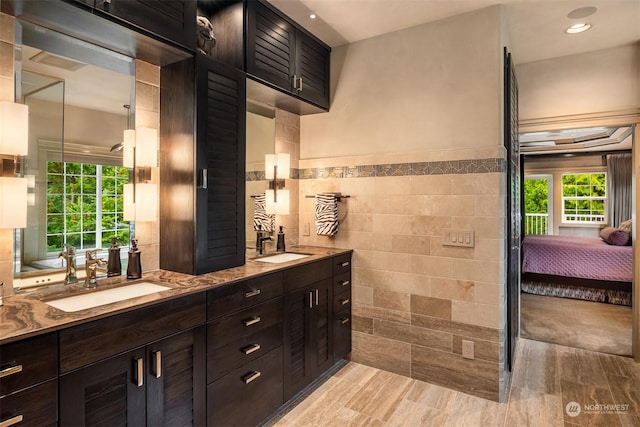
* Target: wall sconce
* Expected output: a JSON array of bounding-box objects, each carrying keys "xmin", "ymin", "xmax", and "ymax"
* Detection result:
[
  {"xmin": 265, "ymin": 153, "xmax": 290, "ymax": 215},
  {"xmin": 122, "ymin": 127, "xmax": 158, "ymax": 222},
  {"xmin": 0, "ymin": 101, "xmax": 29, "ymax": 228}
]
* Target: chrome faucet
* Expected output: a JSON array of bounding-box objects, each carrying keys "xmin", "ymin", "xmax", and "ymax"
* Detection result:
[
  {"xmin": 256, "ymin": 227, "xmax": 273, "ymax": 256},
  {"xmin": 59, "ymin": 244, "xmax": 78, "ymax": 285},
  {"xmin": 84, "ymin": 249, "xmax": 107, "ymax": 288}
]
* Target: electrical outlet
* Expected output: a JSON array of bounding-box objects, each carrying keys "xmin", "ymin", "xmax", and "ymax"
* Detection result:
[
  {"xmin": 462, "ymin": 340, "xmax": 475, "ymax": 359},
  {"xmin": 303, "ymin": 222, "xmax": 310, "ymax": 236}
]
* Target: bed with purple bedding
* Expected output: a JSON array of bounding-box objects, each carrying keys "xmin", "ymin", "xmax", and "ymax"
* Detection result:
[{"xmin": 521, "ymin": 234, "xmax": 632, "ymax": 305}]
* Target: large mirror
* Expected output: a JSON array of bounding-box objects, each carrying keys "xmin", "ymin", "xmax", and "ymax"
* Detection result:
[
  {"xmin": 245, "ymin": 101, "xmax": 275, "ymax": 246},
  {"xmin": 13, "ymin": 20, "xmax": 135, "ymax": 290}
]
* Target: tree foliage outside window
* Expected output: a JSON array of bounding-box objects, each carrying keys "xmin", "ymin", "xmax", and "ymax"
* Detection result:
[
  {"xmin": 47, "ymin": 161, "xmax": 129, "ymax": 252},
  {"xmin": 524, "ymin": 177, "xmax": 549, "ymax": 235},
  {"xmin": 562, "ymin": 173, "xmax": 606, "ymax": 224}
]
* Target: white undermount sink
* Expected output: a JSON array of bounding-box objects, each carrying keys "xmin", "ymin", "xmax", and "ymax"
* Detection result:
[
  {"xmin": 46, "ymin": 282, "xmax": 170, "ymax": 312},
  {"xmin": 254, "ymin": 252, "xmax": 311, "ymax": 264}
]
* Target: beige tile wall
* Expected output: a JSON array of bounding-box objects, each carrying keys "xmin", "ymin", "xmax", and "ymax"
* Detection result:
[
  {"xmin": 298, "ymin": 149, "xmax": 507, "ymax": 401},
  {"xmin": 274, "ymin": 109, "xmax": 300, "ymax": 247}
]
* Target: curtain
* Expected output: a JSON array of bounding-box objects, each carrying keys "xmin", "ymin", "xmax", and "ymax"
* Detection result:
[{"xmin": 606, "ymin": 153, "xmax": 632, "ymax": 227}]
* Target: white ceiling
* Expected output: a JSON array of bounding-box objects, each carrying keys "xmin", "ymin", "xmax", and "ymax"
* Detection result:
[{"xmin": 268, "ymin": 0, "xmax": 640, "ymax": 64}]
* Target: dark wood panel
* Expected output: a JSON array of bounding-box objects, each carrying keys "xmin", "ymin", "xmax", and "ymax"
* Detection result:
[
  {"xmin": 146, "ymin": 327, "xmax": 206, "ymax": 427},
  {"xmin": 333, "ymin": 286, "xmax": 351, "ymax": 313},
  {"xmin": 333, "ymin": 308, "xmax": 352, "ymax": 361},
  {"xmin": 207, "ymin": 271, "xmax": 283, "ymax": 320},
  {"xmin": 333, "ymin": 271, "xmax": 351, "ymax": 295},
  {"xmin": 203, "ymin": 1, "xmax": 244, "ymax": 70},
  {"xmin": 295, "ymin": 30, "xmax": 330, "ymax": 109},
  {"xmin": 0, "ymin": 332, "xmax": 57, "ymax": 396},
  {"xmin": 283, "ymin": 258, "xmax": 332, "ymax": 292},
  {"xmin": 59, "ymin": 293, "xmax": 206, "ymax": 373},
  {"xmin": 283, "ymin": 286, "xmax": 311, "ymax": 400},
  {"xmin": 207, "ymin": 322, "xmax": 282, "ymax": 383},
  {"xmin": 0, "ymin": 379, "xmax": 58, "ymax": 427},
  {"xmin": 207, "ymin": 297, "xmax": 283, "ymax": 350},
  {"xmin": 332, "ymin": 252, "xmax": 352, "ymax": 276},
  {"xmin": 60, "ymin": 347, "xmax": 146, "ymax": 426},
  {"xmin": 207, "ymin": 347, "xmax": 283, "ymax": 427},
  {"xmin": 309, "ymin": 279, "xmax": 332, "ymax": 379}
]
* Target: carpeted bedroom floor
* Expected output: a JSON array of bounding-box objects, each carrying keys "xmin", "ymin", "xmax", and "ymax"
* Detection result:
[{"xmin": 520, "ymin": 293, "xmax": 632, "ymax": 356}]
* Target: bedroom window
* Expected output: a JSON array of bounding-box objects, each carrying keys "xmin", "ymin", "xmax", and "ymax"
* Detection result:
[
  {"xmin": 524, "ymin": 175, "xmax": 552, "ymax": 234},
  {"xmin": 561, "ymin": 173, "xmax": 607, "ymax": 224}
]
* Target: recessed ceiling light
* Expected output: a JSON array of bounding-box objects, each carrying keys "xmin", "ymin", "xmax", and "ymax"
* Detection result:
[
  {"xmin": 565, "ymin": 23, "xmax": 592, "ymax": 34},
  {"xmin": 567, "ymin": 6, "xmax": 597, "ymax": 19},
  {"xmin": 309, "ymin": 13, "xmax": 317, "ymax": 19}
]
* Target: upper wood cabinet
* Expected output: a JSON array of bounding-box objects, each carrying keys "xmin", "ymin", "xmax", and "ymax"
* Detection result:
[
  {"xmin": 94, "ymin": 0, "xmax": 197, "ymax": 51},
  {"xmin": 160, "ymin": 54, "xmax": 246, "ymax": 275},
  {"xmin": 246, "ymin": 0, "xmax": 330, "ymax": 110}
]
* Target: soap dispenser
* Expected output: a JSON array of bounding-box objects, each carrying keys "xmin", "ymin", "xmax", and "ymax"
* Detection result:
[
  {"xmin": 126, "ymin": 238, "xmax": 142, "ymax": 279},
  {"xmin": 107, "ymin": 237, "xmax": 122, "ymax": 277},
  {"xmin": 276, "ymin": 226, "xmax": 286, "ymax": 253}
]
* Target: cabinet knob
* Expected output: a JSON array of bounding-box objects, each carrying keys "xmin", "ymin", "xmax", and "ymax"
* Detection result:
[
  {"xmin": 243, "ymin": 316, "xmax": 261, "ymax": 327},
  {"xmin": 241, "ymin": 343, "xmax": 261, "ymax": 355},
  {"xmin": 245, "ymin": 289, "xmax": 261, "ymax": 298},
  {"xmin": 0, "ymin": 364, "xmax": 23, "ymax": 379},
  {"xmin": 0, "ymin": 415, "xmax": 24, "ymax": 427},
  {"xmin": 242, "ymin": 370, "xmax": 261, "ymax": 384}
]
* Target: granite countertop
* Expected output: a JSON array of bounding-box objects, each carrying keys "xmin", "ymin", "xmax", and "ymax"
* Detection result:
[{"xmin": 0, "ymin": 246, "xmax": 351, "ymax": 345}]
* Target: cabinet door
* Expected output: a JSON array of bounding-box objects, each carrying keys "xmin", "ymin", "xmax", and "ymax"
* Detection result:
[
  {"xmin": 60, "ymin": 348, "xmax": 146, "ymax": 426},
  {"xmin": 146, "ymin": 327, "xmax": 206, "ymax": 427},
  {"xmin": 95, "ymin": 0, "xmax": 196, "ymax": 49},
  {"xmin": 246, "ymin": 0, "xmax": 296, "ymax": 92},
  {"xmin": 283, "ymin": 278, "xmax": 333, "ymax": 400},
  {"xmin": 295, "ymin": 30, "xmax": 330, "ymax": 109},
  {"xmin": 194, "ymin": 55, "xmax": 246, "ymax": 274}
]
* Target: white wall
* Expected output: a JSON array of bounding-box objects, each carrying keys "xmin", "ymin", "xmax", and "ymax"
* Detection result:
[{"xmin": 517, "ymin": 44, "xmax": 640, "ymax": 120}]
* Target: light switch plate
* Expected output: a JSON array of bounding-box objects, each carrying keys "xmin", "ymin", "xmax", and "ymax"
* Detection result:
[{"xmin": 443, "ymin": 229, "xmax": 474, "ymax": 247}]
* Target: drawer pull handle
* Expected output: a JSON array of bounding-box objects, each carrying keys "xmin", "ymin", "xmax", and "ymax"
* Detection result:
[
  {"xmin": 341, "ymin": 280, "xmax": 350, "ymax": 287},
  {"xmin": 243, "ymin": 316, "xmax": 261, "ymax": 327},
  {"xmin": 0, "ymin": 365, "xmax": 23, "ymax": 379},
  {"xmin": 242, "ymin": 343, "xmax": 261, "ymax": 355},
  {"xmin": 245, "ymin": 289, "xmax": 261, "ymax": 298},
  {"xmin": 340, "ymin": 317, "xmax": 350, "ymax": 325},
  {"xmin": 315, "ymin": 289, "xmax": 319, "ymax": 306},
  {"xmin": 309, "ymin": 292, "xmax": 313, "ymax": 308},
  {"xmin": 0, "ymin": 415, "xmax": 24, "ymax": 427},
  {"xmin": 340, "ymin": 261, "xmax": 350, "ymax": 267},
  {"xmin": 243, "ymin": 371, "xmax": 261, "ymax": 384},
  {"xmin": 134, "ymin": 357, "xmax": 144, "ymax": 387},
  {"xmin": 152, "ymin": 350, "xmax": 162, "ymax": 378},
  {"xmin": 341, "ymin": 298, "xmax": 350, "ymax": 305}
]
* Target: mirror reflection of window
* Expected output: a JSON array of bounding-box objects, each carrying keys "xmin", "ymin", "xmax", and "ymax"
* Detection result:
[{"xmin": 14, "ymin": 20, "xmax": 135, "ymax": 282}]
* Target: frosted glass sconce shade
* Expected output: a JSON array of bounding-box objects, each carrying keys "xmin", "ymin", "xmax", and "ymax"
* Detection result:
[
  {"xmin": 0, "ymin": 177, "xmax": 27, "ymax": 228},
  {"xmin": 135, "ymin": 127, "xmax": 158, "ymax": 167},
  {"xmin": 123, "ymin": 129, "xmax": 136, "ymax": 168},
  {"xmin": 0, "ymin": 102, "xmax": 29, "ymax": 155},
  {"xmin": 123, "ymin": 182, "xmax": 158, "ymax": 222},
  {"xmin": 265, "ymin": 153, "xmax": 290, "ymax": 179},
  {"xmin": 265, "ymin": 189, "xmax": 289, "ymax": 215}
]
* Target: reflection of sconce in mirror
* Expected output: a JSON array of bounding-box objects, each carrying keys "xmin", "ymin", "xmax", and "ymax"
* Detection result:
[
  {"xmin": 122, "ymin": 127, "xmax": 158, "ymax": 222},
  {"xmin": 265, "ymin": 153, "xmax": 290, "ymax": 215},
  {"xmin": 0, "ymin": 101, "xmax": 29, "ymax": 228}
]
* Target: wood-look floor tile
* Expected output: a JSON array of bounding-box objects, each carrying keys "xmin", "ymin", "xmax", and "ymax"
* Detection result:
[
  {"xmin": 607, "ymin": 375, "xmax": 640, "ymax": 417},
  {"xmin": 385, "ymin": 400, "xmax": 444, "ymax": 427},
  {"xmin": 618, "ymin": 413, "xmax": 640, "ymax": 427},
  {"xmin": 560, "ymin": 379, "xmax": 621, "ymax": 427},
  {"xmin": 404, "ymin": 379, "xmax": 458, "ymax": 411},
  {"xmin": 505, "ymin": 385, "xmax": 563, "ymax": 427},
  {"xmin": 558, "ymin": 346, "xmax": 609, "ymax": 388},
  {"xmin": 326, "ymin": 407, "xmax": 386, "ymax": 427},
  {"xmin": 598, "ymin": 354, "xmax": 640, "ymax": 381},
  {"xmin": 510, "ymin": 338, "xmax": 560, "ymax": 394},
  {"xmin": 442, "ymin": 390, "xmax": 507, "ymax": 426},
  {"xmin": 344, "ymin": 370, "xmax": 413, "ymax": 422},
  {"xmin": 332, "ymin": 361, "xmax": 378, "ymax": 386},
  {"xmin": 285, "ymin": 378, "xmax": 362, "ymax": 426}
]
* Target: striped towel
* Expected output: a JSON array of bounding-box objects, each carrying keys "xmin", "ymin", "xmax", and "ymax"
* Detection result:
[
  {"xmin": 253, "ymin": 194, "xmax": 275, "ymax": 232},
  {"xmin": 315, "ymin": 193, "xmax": 338, "ymax": 236}
]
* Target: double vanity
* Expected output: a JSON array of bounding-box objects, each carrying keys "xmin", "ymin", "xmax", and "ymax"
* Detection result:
[{"xmin": 0, "ymin": 247, "xmax": 352, "ymax": 426}]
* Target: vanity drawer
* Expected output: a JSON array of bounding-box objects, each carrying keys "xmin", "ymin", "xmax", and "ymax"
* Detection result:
[
  {"xmin": 334, "ymin": 308, "xmax": 352, "ymax": 361},
  {"xmin": 207, "ymin": 346, "xmax": 283, "ymax": 427},
  {"xmin": 0, "ymin": 333, "xmax": 57, "ymax": 397},
  {"xmin": 283, "ymin": 258, "xmax": 332, "ymax": 292},
  {"xmin": 207, "ymin": 272, "xmax": 283, "ymax": 320},
  {"xmin": 0, "ymin": 379, "xmax": 57, "ymax": 427},
  {"xmin": 333, "ymin": 253, "xmax": 352, "ymax": 276},
  {"xmin": 334, "ymin": 288, "xmax": 352, "ymax": 313},
  {"xmin": 208, "ymin": 297, "xmax": 282, "ymax": 351},
  {"xmin": 333, "ymin": 272, "xmax": 351, "ymax": 294},
  {"xmin": 207, "ymin": 322, "xmax": 282, "ymax": 383}
]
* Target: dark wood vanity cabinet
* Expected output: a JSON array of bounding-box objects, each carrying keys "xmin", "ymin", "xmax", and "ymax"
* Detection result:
[
  {"xmin": 58, "ymin": 293, "xmax": 207, "ymax": 426},
  {"xmin": 160, "ymin": 54, "xmax": 246, "ymax": 275},
  {"xmin": 0, "ymin": 333, "xmax": 58, "ymax": 427},
  {"xmin": 93, "ymin": 0, "xmax": 197, "ymax": 50},
  {"xmin": 332, "ymin": 253, "xmax": 353, "ymax": 361},
  {"xmin": 245, "ymin": 0, "xmax": 330, "ymax": 110}
]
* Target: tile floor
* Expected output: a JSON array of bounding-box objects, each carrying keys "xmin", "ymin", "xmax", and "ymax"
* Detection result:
[{"xmin": 269, "ymin": 338, "xmax": 640, "ymax": 426}]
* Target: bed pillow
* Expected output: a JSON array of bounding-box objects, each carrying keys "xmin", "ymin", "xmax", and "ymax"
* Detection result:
[
  {"xmin": 600, "ymin": 227, "xmax": 630, "ymax": 246},
  {"xmin": 619, "ymin": 219, "xmax": 632, "ymax": 234}
]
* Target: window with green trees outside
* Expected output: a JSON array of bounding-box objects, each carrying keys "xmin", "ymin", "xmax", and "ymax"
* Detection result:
[
  {"xmin": 562, "ymin": 172, "xmax": 606, "ymax": 224},
  {"xmin": 46, "ymin": 161, "xmax": 130, "ymax": 253}
]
